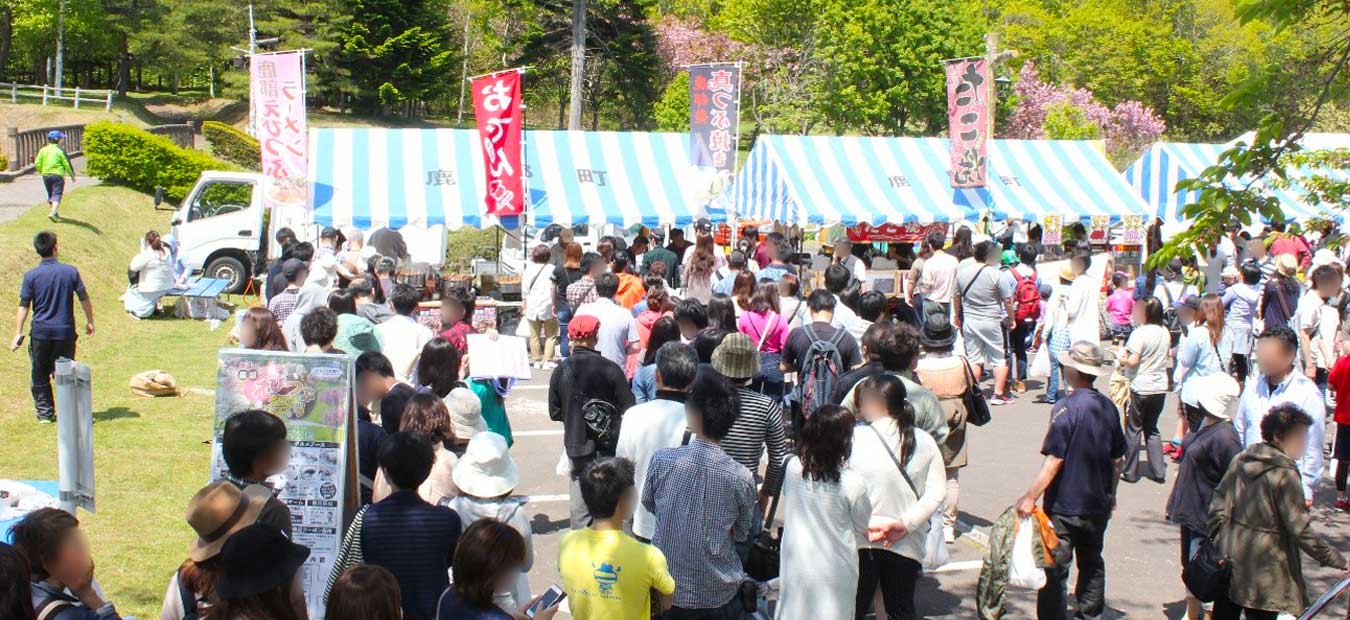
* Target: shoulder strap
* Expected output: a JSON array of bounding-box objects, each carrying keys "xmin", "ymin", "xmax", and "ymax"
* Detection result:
[
  {"xmin": 960, "ymin": 265, "xmax": 988, "ymax": 300},
  {"xmin": 753, "ymin": 312, "xmax": 778, "ymax": 351},
  {"xmin": 1274, "ymin": 279, "xmax": 1292, "ymax": 318},
  {"xmin": 178, "ymin": 566, "xmax": 200, "ymax": 620},
  {"xmin": 526, "ymin": 267, "xmax": 545, "ymax": 295},
  {"xmin": 865, "ymin": 423, "xmax": 919, "ymax": 498},
  {"xmin": 36, "ymin": 597, "xmax": 74, "ymax": 620},
  {"xmin": 828, "ymin": 327, "xmax": 848, "ymax": 347}
]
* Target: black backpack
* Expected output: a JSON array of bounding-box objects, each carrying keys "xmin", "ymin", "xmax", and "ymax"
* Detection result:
[
  {"xmin": 580, "ymin": 397, "xmax": 621, "ymax": 452},
  {"xmin": 795, "ymin": 326, "xmax": 847, "ymax": 419}
]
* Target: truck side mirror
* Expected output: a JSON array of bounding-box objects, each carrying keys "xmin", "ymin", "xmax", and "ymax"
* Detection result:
[{"xmin": 153, "ymin": 186, "xmax": 172, "ymax": 211}]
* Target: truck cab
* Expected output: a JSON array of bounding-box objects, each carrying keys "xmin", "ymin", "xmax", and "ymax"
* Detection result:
[{"xmin": 169, "ymin": 171, "xmax": 312, "ymax": 294}]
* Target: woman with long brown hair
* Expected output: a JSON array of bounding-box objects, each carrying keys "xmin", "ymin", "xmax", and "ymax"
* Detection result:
[
  {"xmin": 207, "ymin": 524, "xmax": 308, "ymax": 620},
  {"xmin": 553, "ymin": 242, "xmax": 584, "ymax": 358},
  {"xmin": 1173, "ymin": 293, "xmax": 1233, "ymax": 438},
  {"xmin": 124, "ymin": 229, "xmax": 177, "ymax": 318},
  {"xmin": 237, "ymin": 307, "xmax": 288, "ymax": 351},
  {"xmin": 680, "ymin": 234, "xmax": 722, "ymax": 304},
  {"xmin": 373, "ymin": 391, "xmax": 460, "ymax": 504},
  {"xmin": 731, "ymin": 270, "xmax": 757, "ymax": 313},
  {"xmin": 738, "ymin": 282, "xmax": 788, "ymax": 397}
]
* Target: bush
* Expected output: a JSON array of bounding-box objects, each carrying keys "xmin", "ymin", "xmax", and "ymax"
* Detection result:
[
  {"xmin": 202, "ymin": 121, "xmax": 260, "ymax": 170},
  {"xmin": 85, "ymin": 122, "xmax": 239, "ymax": 202},
  {"xmin": 0, "ymin": 153, "xmax": 8, "ymax": 170}
]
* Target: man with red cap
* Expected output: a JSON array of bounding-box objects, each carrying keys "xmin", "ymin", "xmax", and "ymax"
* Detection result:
[{"xmin": 549, "ymin": 314, "xmax": 635, "ymax": 529}]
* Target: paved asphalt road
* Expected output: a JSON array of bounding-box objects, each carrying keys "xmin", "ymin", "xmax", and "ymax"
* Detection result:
[
  {"xmin": 501, "ymin": 371, "xmax": 1350, "ymax": 619},
  {"xmin": 0, "ymin": 156, "xmax": 89, "ymax": 225}
]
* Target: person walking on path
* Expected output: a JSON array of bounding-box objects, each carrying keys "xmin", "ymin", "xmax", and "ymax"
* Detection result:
[
  {"xmin": 1117, "ymin": 298, "xmax": 1172, "ymax": 484},
  {"xmin": 776, "ymin": 404, "xmax": 872, "ymax": 620},
  {"xmin": 1208, "ymin": 403, "xmax": 1349, "ymax": 619},
  {"xmin": 12, "ymin": 231, "xmax": 94, "ymax": 423},
  {"xmin": 1232, "ymin": 325, "xmax": 1326, "ymax": 503},
  {"xmin": 1015, "ymin": 341, "xmax": 1127, "ymax": 620},
  {"xmin": 953, "ymin": 241, "xmax": 1015, "ymax": 405},
  {"xmin": 1163, "ymin": 373, "xmax": 1243, "ymax": 620},
  {"xmin": 35, "ymin": 131, "xmax": 76, "ymax": 220},
  {"xmin": 914, "ymin": 312, "xmax": 973, "ymax": 544}
]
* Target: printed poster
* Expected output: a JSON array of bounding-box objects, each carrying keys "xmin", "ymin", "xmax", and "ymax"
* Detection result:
[
  {"xmin": 1042, "ymin": 214, "xmax": 1063, "ymax": 247},
  {"xmin": 1089, "ymin": 215, "xmax": 1111, "ymax": 245},
  {"xmin": 251, "ymin": 51, "xmax": 308, "ymax": 210},
  {"xmin": 1121, "ymin": 215, "xmax": 1144, "ymax": 245},
  {"xmin": 944, "ymin": 58, "xmax": 990, "ymax": 188},
  {"xmin": 210, "ymin": 349, "xmax": 353, "ymax": 620}
]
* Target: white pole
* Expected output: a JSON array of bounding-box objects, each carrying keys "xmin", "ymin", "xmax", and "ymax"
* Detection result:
[
  {"xmin": 42, "ymin": 84, "xmax": 48, "ymax": 105},
  {"xmin": 456, "ymin": 10, "xmax": 471, "ymax": 123},
  {"xmin": 54, "ymin": 358, "xmax": 78, "ymax": 515},
  {"xmin": 54, "ymin": 0, "xmax": 65, "ymax": 96},
  {"xmin": 73, "ymin": 86, "xmax": 80, "ymax": 108},
  {"xmin": 247, "ymin": 3, "xmax": 258, "ymax": 136},
  {"xmin": 105, "ymin": 88, "xmax": 112, "ymax": 111}
]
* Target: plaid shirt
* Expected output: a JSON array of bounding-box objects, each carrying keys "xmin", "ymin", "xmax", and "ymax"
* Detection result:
[
  {"xmin": 267, "ymin": 287, "xmax": 300, "ymax": 324},
  {"xmin": 642, "ymin": 437, "xmax": 757, "ymax": 609},
  {"xmin": 565, "ymin": 276, "xmax": 597, "ymax": 310}
]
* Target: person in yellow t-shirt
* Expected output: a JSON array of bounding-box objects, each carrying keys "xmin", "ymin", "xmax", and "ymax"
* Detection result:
[{"xmin": 559, "ymin": 457, "xmax": 675, "ymax": 620}]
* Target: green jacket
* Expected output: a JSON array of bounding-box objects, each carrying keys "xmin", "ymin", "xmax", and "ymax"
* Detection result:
[
  {"xmin": 1209, "ymin": 442, "xmax": 1346, "ymax": 613},
  {"xmin": 976, "ymin": 506, "xmax": 1056, "ymax": 620},
  {"xmin": 34, "ymin": 144, "xmax": 74, "ymax": 177}
]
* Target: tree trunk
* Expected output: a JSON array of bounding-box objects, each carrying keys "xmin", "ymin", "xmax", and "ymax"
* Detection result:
[
  {"xmin": 117, "ymin": 34, "xmax": 130, "ymax": 96},
  {"xmin": 566, "ymin": 0, "xmax": 586, "ymax": 130},
  {"xmin": 0, "ymin": 5, "xmax": 11, "ymax": 83}
]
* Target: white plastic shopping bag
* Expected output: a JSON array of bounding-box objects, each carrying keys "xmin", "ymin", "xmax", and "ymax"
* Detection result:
[
  {"xmin": 922, "ymin": 512, "xmax": 949, "ymax": 570},
  {"xmin": 1029, "ymin": 345, "xmax": 1051, "ymax": 378},
  {"xmin": 1008, "ymin": 517, "xmax": 1047, "ymax": 590}
]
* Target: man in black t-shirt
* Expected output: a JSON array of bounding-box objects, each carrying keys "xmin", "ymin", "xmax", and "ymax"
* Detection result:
[
  {"xmin": 1015, "ymin": 341, "xmax": 1127, "ymax": 620},
  {"xmin": 781, "ymin": 289, "xmax": 863, "ymax": 375}
]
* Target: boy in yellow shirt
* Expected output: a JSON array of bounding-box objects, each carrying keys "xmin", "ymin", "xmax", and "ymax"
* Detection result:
[{"xmin": 559, "ymin": 457, "xmax": 676, "ymax": 620}]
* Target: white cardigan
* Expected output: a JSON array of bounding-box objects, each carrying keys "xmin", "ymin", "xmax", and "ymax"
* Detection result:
[{"xmin": 847, "ymin": 418, "xmax": 947, "ymax": 561}]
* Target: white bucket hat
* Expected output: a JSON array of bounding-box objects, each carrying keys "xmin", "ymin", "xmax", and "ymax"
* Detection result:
[
  {"xmin": 451, "ymin": 432, "xmax": 520, "ymax": 498},
  {"xmin": 1192, "ymin": 373, "xmax": 1240, "ymax": 421},
  {"xmin": 445, "ymin": 387, "xmax": 487, "ymax": 440}
]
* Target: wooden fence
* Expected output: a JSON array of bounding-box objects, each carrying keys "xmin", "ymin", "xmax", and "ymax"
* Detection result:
[
  {"xmin": 2, "ymin": 82, "xmax": 114, "ymax": 112},
  {"xmin": 147, "ymin": 123, "xmax": 195, "ymax": 149},
  {"xmin": 4, "ymin": 124, "xmax": 87, "ymax": 172}
]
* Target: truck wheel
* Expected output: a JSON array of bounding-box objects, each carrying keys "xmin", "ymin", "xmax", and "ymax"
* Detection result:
[{"xmin": 204, "ymin": 256, "xmax": 249, "ymax": 294}]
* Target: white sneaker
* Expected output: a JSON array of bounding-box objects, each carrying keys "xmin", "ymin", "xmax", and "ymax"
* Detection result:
[{"xmin": 944, "ymin": 525, "xmax": 955, "ymax": 544}]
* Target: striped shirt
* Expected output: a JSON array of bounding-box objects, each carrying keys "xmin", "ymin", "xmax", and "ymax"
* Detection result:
[
  {"xmin": 721, "ymin": 387, "xmax": 791, "ymax": 496},
  {"xmin": 642, "ymin": 438, "xmax": 757, "ymax": 609}
]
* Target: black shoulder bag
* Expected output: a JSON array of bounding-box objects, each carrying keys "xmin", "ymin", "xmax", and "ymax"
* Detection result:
[
  {"xmin": 744, "ymin": 470, "xmax": 784, "ymax": 582},
  {"xmin": 1182, "ymin": 474, "xmax": 1240, "ymax": 602},
  {"xmin": 961, "ymin": 358, "xmax": 992, "ymax": 426}
]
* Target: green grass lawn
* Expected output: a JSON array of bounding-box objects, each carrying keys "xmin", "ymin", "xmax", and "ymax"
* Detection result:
[{"xmin": 0, "ymin": 185, "xmax": 248, "ymax": 618}]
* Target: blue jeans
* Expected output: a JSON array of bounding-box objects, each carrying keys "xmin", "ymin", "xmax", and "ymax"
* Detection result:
[
  {"xmin": 1044, "ymin": 328, "xmax": 1070, "ymax": 403},
  {"xmin": 556, "ymin": 306, "xmax": 573, "ymax": 358}
]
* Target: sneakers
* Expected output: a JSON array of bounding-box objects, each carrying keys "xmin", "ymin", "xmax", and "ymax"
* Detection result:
[
  {"xmin": 36, "ymin": 417, "xmax": 54, "ymax": 424},
  {"xmin": 48, "ymin": 209, "xmax": 59, "ymax": 221},
  {"xmin": 990, "ymin": 394, "xmax": 1015, "ymax": 406},
  {"xmin": 1335, "ymin": 498, "xmax": 1350, "ymax": 511}
]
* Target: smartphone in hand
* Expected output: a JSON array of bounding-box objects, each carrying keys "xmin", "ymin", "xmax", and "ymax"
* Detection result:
[{"xmin": 526, "ymin": 585, "xmax": 566, "ymax": 618}]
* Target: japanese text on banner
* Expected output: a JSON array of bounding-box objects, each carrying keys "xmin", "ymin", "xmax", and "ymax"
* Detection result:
[
  {"xmin": 689, "ymin": 64, "xmax": 741, "ymax": 173},
  {"xmin": 251, "ymin": 52, "xmax": 308, "ymax": 210},
  {"xmin": 944, "ymin": 58, "xmax": 989, "ymax": 188},
  {"xmin": 471, "ymin": 71, "xmax": 526, "ymax": 217}
]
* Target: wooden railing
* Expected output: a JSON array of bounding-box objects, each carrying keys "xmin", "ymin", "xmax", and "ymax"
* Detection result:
[
  {"xmin": 4, "ymin": 124, "xmax": 86, "ymax": 172},
  {"xmin": 2, "ymin": 82, "xmax": 113, "ymax": 111},
  {"xmin": 147, "ymin": 123, "xmax": 195, "ymax": 149}
]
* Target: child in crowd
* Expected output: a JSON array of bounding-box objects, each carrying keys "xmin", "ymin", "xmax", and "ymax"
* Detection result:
[
  {"xmin": 220, "ymin": 410, "xmax": 293, "ymax": 536},
  {"xmin": 439, "ymin": 286, "xmax": 477, "ymax": 354},
  {"xmin": 450, "ymin": 433, "xmax": 534, "ymax": 609},
  {"xmin": 1327, "ymin": 320, "xmax": 1350, "ymax": 511},
  {"xmin": 560, "ymin": 457, "xmax": 676, "ymax": 620},
  {"xmin": 11, "ymin": 508, "xmax": 120, "ymax": 620},
  {"xmin": 1105, "ymin": 272, "xmax": 1134, "ymax": 345}
]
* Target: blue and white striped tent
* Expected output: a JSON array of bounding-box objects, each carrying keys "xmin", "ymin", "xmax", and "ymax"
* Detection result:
[
  {"xmin": 309, "ymin": 128, "xmax": 720, "ymax": 229},
  {"xmin": 731, "ymin": 135, "xmax": 1148, "ymax": 225},
  {"xmin": 1125, "ymin": 135, "xmax": 1350, "ymax": 223}
]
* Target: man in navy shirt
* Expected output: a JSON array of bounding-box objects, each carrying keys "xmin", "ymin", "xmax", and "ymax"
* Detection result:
[
  {"xmin": 1016, "ymin": 341, "xmax": 1127, "ymax": 620},
  {"xmin": 12, "ymin": 232, "xmax": 94, "ymax": 423}
]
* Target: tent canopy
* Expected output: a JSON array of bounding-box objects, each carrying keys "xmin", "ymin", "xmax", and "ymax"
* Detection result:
[
  {"xmin": 1125, "ymin": 134, "xmax": 1350, "ymax": 224},
  {"xmin": 730, "ymin": 135, "xmax": 1148, "ymax": 226},
  {"xmin": 309, "ymin": 128, "xmax": 718, "ymax": 230}
]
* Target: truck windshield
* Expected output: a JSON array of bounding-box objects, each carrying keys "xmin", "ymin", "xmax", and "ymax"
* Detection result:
[{"xmin": 189, "ymin": 182, "xmax": 253, "ymax": 221}]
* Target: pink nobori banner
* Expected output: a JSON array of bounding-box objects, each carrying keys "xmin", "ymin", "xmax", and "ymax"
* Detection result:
[
  {"xmin": 252, "ymin": 51, "xmax": 308, "ymax": 210},
  {"xmin": 945, "ymin": 58, "xmax": 989, "ymax": 188}
]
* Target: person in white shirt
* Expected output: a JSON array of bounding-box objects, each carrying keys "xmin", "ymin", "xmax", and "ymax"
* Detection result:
[
  {"xmin": 1296, "ymin": 265, "xmax": 1342, "ymax": 394},
  {"xmin": 521, "ymin": 244, "xmax": 558, "ymax": 367},
  {"xmin": 832, "ymin": 236, "xmax": 868, "ymax": 285},
  {"xmin": 1065, "ymin": 254, "xmax": 1102, "ymax": 346},
  {"xmin": 1153, "ymin": 258, "xmax": 1197, "ymax": 309},
  {"xmin": 918, "ymin": 232, "xmax": 959, "ymax": 316},
  {"xmin": 614, "ymin": 342, "xmax": 697, "ymax": 542},
  {"xmin": 847, "ymin": 374, "xmax": 946, "ymax": 619},
  {"xmin": 575, "ymin": 273, "xmax": 640, "ymax": 370},
  {"xmin": 374, "ymin": 283, "xmax": 434, "ymax": 383},
  {"xmin": 123, "ymin": 230, "xmax": 177, "ymax": 318},
  {"xmin": 306, "ymin": 226, "xmax": 341, "ymax": 290},
  {"xmin": 822, "ymin": 264, "xmax": 869, "ymax": 340}
]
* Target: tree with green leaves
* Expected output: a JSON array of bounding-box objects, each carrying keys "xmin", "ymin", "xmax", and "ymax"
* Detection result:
[
  {"xmin": 811, "ymin": 0, "xmax": 985, "ymax": 135},
  {"xmin": 334, "ymin": 0, "xmax": 457, "ymax": 115}
]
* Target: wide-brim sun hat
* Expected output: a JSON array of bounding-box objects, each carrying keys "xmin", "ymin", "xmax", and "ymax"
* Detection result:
[
  {"xmin": 1275, "ymin": 253, "xmax": 1299, "ymax": 277},
  {"xmin": 1059, "ymin": 264, "xmax": 1077, "ymax": 282},
  {"xmin": 920, "ymin": 313, "xmax": 957, "ymax": 349},
  {"xmin": 445, "ymin": 388, "xmax": 488, "ymax": 440},
  {"xmin": 187, "ymin": 481, "xmax": 271, "ymax": 562},
  {"xmin": 216, "ymin": 523, "xmax": 310, "ymax": 599},
  {"xmin": 1056, "ymin": 341, "xmax": 1115, "ymax": 376},
  {"xmin": 452, "ymin": 432, "xmax": 521, "ymax": 498},
  {"xmin": 1192, "ymin": 373, "xmax": 1240, "ymax": 420},
  {"xmin": 711, "ymin": 332, "xmax": 760, "ymax": 381}
]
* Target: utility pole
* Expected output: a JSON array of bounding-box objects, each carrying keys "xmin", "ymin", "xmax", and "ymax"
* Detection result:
[
  {"xmin": 566, "ymin": 0, "xmax": 585, "ymax": 130},
  {"xmin": 247, "ymin": 3, "xmax": 257, "ymax": 135},
  {"xmin": 54, "ymin": 0, "xmax": 64, "ymax": 95},
  {"xmin": 456, "ymin": 10, "xmax": 471, "ymax": 123}
]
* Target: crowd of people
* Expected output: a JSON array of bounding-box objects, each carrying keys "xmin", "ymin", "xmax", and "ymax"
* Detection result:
[{"xmin": 7, "ymin": 217, "xmax": 1350, "ymax": 620}]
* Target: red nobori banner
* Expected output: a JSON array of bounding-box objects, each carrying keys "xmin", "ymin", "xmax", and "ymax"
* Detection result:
[
  {"xmin": 471, "ymin": 70, "xmax": 525, "ymax": 217},
  {"xmin": 251, "ymin": 51, "xmax": 308, "ymax": 210},
  {"xmin": 847, "ymin": 222, "xmax": 950, "ymax": 244},
  {"xmin": 945, "ymin": 58, "xmax": 990, "ymax": 188}
]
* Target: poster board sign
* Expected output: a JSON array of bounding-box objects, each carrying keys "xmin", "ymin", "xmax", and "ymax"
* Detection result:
[
  {"xmin": 1120, "ymin": 215, "xmax": 1144, "ymax": 246},
  {"xmin": 846, "ymin": 222, "xmax": 950, "ymax": 244},
  {"xmin": 1089, "ymin": 215, "xmax": 1111, "ymax": 245},
  {"xmin": 1042, "ymin": 215, "xmax": 1063, "ymax": 246},
  {"xmin": 467, "ymin": 334, "xmax": 532, "ymax": 380},
  {"xmin": 210, "ymin": 349, "xmax": 353, "ymax": 620}
]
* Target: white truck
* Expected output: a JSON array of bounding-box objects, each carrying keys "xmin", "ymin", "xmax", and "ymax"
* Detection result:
[{"xmin": 162, "ymin": 171, "xmax": 447, "ymax": 294}]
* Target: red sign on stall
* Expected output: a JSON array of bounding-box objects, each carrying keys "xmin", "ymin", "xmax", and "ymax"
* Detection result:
[
  {"xmin": 847, "ymin": 222, "xmax": 950, "ymax": 244},
  {"xmin": 471, "ymin": 70, "xmax": 525, "ymax": 217}
]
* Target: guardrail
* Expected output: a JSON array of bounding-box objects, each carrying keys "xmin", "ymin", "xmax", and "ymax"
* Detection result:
[
  {"xmin": 2, "ymin": 81, "xmax": 113, "ymax": 111},
  {"xmin": 147, "ymin": 123, "xmax": 195, "ymax": 149},
  {"xmin": 4, "ymin": 124, "xmax": 86, "ymax": 172}
]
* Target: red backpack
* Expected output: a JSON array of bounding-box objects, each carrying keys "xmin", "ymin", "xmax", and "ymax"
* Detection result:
[{"xmin": 1011, "ymin": 269, "xmax": 1040, "ymax": 323}]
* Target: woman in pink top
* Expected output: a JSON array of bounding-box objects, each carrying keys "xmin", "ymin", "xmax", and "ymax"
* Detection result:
[
  {"xmin": 738, "ymin": 282, "xmax": 790, "ymax": 398},
  {"xmin": 1105, "ymin": 272, "xmax": 1135, "ymax": 344}
]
